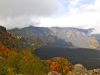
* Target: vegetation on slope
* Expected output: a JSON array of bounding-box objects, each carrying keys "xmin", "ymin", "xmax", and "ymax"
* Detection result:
[
  {"xmin": 0, "ymin": 26, "xmax": 30, "ymax": 50},
  {"xmin": 1, "ymin": 25, "xmax": 100, "ymax": 75},
  {"xmin": 10, "ymin": 26, "xmax": 100, "ymax": 49},
  {"xmin": 88, "ymin": 38, "xmax": 99, "ymax": 49},
  {"xmin": 0, "ymin": 44, "xmax": 72, "ymax": 75}
]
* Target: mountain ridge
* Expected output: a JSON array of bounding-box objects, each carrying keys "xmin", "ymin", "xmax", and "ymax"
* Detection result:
[
  {"xmin": 0, "ymin": 25, "xmax": 100, "ymax": 74},
  {"xmin": 0, "ymin": 25, "xmax": 30, "ymax": 50},
  {"xmin": 9, "ymin": 26, "xmax": 99, "ymax": 49}
]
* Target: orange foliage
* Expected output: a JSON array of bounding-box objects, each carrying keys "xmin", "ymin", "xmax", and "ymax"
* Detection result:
[
  {"xmin": 45, "ymin": 57, "xmax": 72, "ymax": 73},
  {"xmin": 0, "ymin": 44, "xmax": 2, "ymax": 48},
  {"xmin": 53, "ymin": 58, "xmax": 58, "ymax": 62},
  {"xmin": 50, "ymin": 63, "xmax": 61, "ymax": 72},
  {"xmin": 45, "ymin": 60, "xmax": 51, "ymax": 65},
  {"xmin": 0, "ymin": 43, "xmax": 11, "ymax": 57},
  {"xmin": 64, "ymin": 66, "xmax": 70, "ymax": 72},
  {"xmin": 69, "ymin": 66, "xmax": 72, "ymax": 70},
  {"xmin": 60, "ymin": 57, "xmax": 66, "ymax": 60},
  {"xmin": 56, "ymin": 64, "xmax": 61, "ymax": 72},
  {"xmin": 50, "ymin": 65, "xmax": 57, "ymax": 71}
]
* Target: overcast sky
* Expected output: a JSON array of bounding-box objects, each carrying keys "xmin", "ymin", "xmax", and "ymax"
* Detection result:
[{"xmin": 0, "ymin": 0, "xmax": 100, "ymax": 33}]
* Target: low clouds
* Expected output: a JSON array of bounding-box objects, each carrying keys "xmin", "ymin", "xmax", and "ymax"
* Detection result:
[
  {"xmin": 90, "ymin": 21, "xmax": 100, "ymax": 34},
  {"xmin": 39, "ymin": 12, "xmax": 99, "ymax": 28},
  {"xmin": 0, "ymin": 0, "xmax": 59, "ymax": 29},
  {"xmin": 0, "ymin": 16, "xmax": 40, "ymax": 28},
  {"xmin": 39, "ymin": 0, "xmax": 100, "ymax": 34},
  {"xmin": 0, "ymin": 0, "xmax": 59, "ymax": 18},
  {"xmin": 0, "ymin": 0, "xmax": 100, "ymax": 34}
]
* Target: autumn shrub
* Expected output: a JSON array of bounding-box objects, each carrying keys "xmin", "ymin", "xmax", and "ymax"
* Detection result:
[
  {"xmin": 44, "ymin": 57, "xmax": 72, "ymax": 74},
  {"xmin": 0, "ymin": 45, "xmax": 72, "ymax": 75},
  {"xmin": 4, "ymin": 50, "xmax": 49, "ymax": 75}
]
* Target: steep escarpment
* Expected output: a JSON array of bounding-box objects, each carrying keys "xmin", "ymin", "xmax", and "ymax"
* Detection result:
[{"xmin": 9, "ymin": 26, "xmax": 99, "ymax": 49}]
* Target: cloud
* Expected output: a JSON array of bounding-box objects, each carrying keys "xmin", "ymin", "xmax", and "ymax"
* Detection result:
[
  {"xmin": 0, "ymin": 16, "xmax": 40, "ymax": 29},
  {"xmin": 80, "ymin": 0, "xmax": 100, "ymax": 12},
  {"xmin": 39, "ymin": 11, "xmax": 99, "ymax": 28},
  {"xmin": 70, "ymin": 0, "xmax": 79, "ymax": 6},
  {"xmin": 91, "ymin": 22, "xmax": 100, "ymax": 34},
  {"xmin": 0, "ymin": 0, "xmax": 60, "ymax": 29},
  {"xmin": 0, "ymin": 0, "xmax": 100, "ymax": 34},
  {"xmin": 0, "ymin": 0, "xmax": 59, "ymax": 18},
  {"xmin": 38, "ymin": 0, "xmax": 100, "ymax": 34}
]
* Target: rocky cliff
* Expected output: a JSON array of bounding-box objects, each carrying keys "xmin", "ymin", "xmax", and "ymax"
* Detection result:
[{"xmin": 9, "ymin": 26, "xmax": 99, "ymax": 49}]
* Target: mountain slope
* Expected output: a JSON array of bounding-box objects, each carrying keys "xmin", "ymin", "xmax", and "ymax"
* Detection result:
[
  {"xmin": 91, "ymin": 34, "xmax": 100, "ymax": 49},
  {"xmin": 0, "ymin": 26, "xmax": 30, "ymax": 50},
  {"xmin": 9, "ymin": 26, "xmax": 99, "ymax": 49}
]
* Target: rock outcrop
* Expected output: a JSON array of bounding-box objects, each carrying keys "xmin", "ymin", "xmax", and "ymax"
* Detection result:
[
  {"xmin": 47, "ymin": 64, "xmax": 100, "ymax": 75},
  {"xmin": 48, "ymin": 71, "xmax": 62, "ymax": 75},
  {"xmin": 0, "ymin": 25, "xmax": 7, "ymax": 33},
  {"xmin": 73, "ymin": 64, "xmax": 86, "ymax": 71},
  {"xmin": 67, "ymin": 64, "xmax": 100, "ymax": 75}
]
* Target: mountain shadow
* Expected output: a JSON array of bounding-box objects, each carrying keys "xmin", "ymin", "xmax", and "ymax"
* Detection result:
[{"xmin": 34, "ymin": 46, "xmax": 100, "ymax": 69}]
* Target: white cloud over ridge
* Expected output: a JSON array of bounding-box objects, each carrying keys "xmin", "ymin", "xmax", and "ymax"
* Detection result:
[
  {"xmin": 0, "ymin": 0, "xmax": 60, "ymax": 18},
  {"xmin": 39, "ymin": 0, "xmax": 100, "ymax": 33},
  {"xmin": 0, "ymin": 0, "xmax": 60, "ymax": 29},
  {"xmin": 0, "ymin": 0, "xmax": 100, "ymax": 33}
]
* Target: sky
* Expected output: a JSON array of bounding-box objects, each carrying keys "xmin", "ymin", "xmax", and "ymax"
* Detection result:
[{"xmin": 0, "ymin": 0, "xmax": 100, "ymax": 33}]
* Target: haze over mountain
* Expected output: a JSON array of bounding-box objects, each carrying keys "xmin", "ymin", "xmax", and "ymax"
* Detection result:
[
  {"xmin": 1, "ymin": 0, "xmax": 100, "ymax": 74},
  {"xmin": 0, "ymin": 25, "xmax": 100, "ymax": 50},
  {"xmin": 0, "ymin": 25, "xmax": 100, "ymax": 70},
  {"xmin": 9, "ymin": 26, "xmax": 100, "ymax": 49},
  {"xmin": 0, "ymin": 0, "xmax": 100, "ymax": 34}
]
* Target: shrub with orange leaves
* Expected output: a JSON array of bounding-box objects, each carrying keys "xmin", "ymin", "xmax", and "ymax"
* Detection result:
[
  {"xmin": 50, "ymin": 64, "xmax": 57, "ymax": 71},
  {"xmin": 45, "ymin": 60, "xmax": 51, "ymax": 65},
  {"xmin": 45, "ymin": 57, "xmax": 72, "ymax": 74},
  {"xmin": 64, "ymin": 66, "xmax": 70, "ymax": 72},
  {"xmin": 60, "ymin": 57, "xmax": 68, "ymax": 62},
  {"xmin": 0, "ymin": 43, "xmax": 11, "ymax": 57},
  {"xmin": 60, "ymin": 57, "xmax": 65, "ymax": 60}
]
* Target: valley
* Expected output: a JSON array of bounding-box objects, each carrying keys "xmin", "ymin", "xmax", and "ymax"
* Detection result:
[
  {"xmin": 34, "ymin": 46, "xmax": 100, "ymax": 69},
  {"xmin": 1, "ymin": 0, "xmax": 100, "ymax": 74},
  {"xmin": 0, "ymin": 25, "xmax": 100, "ymax": 75}
]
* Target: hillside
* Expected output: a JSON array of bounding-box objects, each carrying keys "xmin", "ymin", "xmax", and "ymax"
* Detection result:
[
  {"xmin": 0, "ymin": 25, "xmax": 100, "ymax": 74},
  {"xmin": 0, "ymin": 43, "xmax": 73, "ymax": 75},
  {"xmin": 9, "ymin": 26, "xmax": 99, "ymax": 49},
  {"xmin": 0, "ymin": 26, "xmax": 30, "ymax": 50}
]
